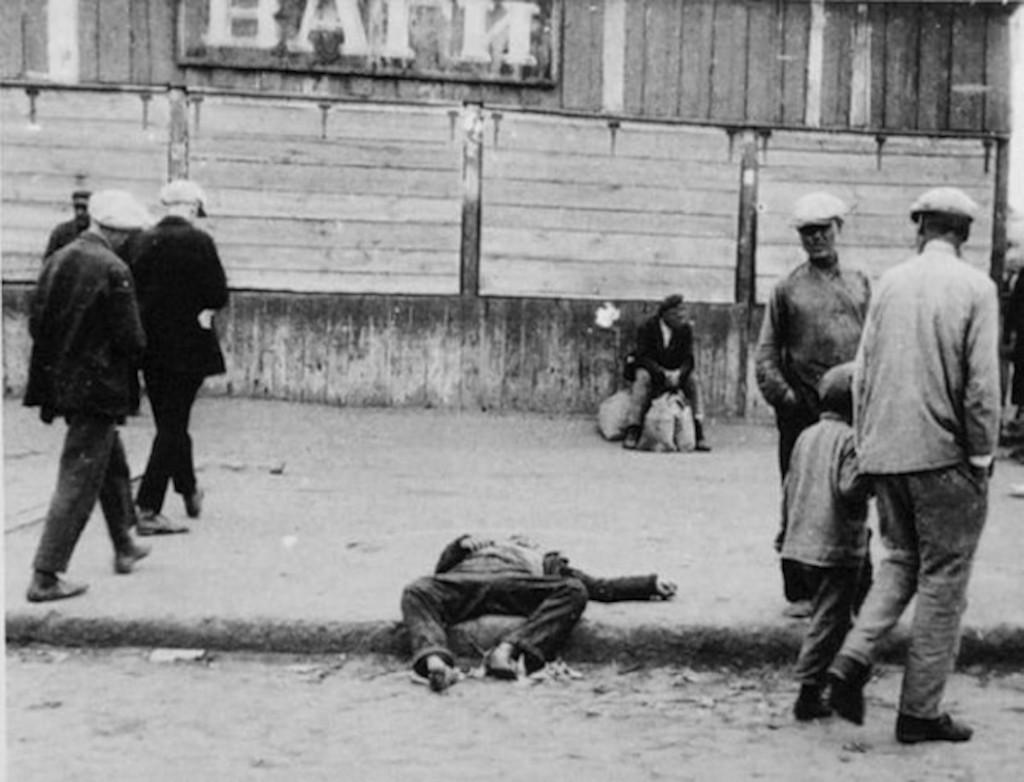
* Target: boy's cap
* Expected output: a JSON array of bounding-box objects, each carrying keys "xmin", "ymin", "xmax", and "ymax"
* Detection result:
[
  {"xmin": 160, "ymin": 179, "xmax": 207, "ymax": 217},
  {"xmin": 818, "ymin": 362, "xmax": 855, "ymax": 415},
  {"xmin": 89, "ymin": 190, "xmax": 153, "ymax": 231},
  {"xmin": 791, "ymin": 192, "xmax": 848, "ymax": 229}
]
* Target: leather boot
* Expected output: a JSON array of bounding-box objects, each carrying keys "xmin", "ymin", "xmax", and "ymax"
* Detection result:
[
  {"xmin": 896, "ymin": 713, "xmax": 973, "ymax": 744},
  {"xmin": 794, "ymin": 684, "xmax": 832, "ymax": 721},
  {"xmin": 828, "ymin": 654, "xmax": 871, "ymax": 725}
]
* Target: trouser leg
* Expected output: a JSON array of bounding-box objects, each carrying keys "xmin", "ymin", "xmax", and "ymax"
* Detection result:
[
  {"xmin": 97, "ymin": 431, "xmax": 136, "ymax": 553},
  {"xmin": 623, "ymin": 369, "xmax": 655, "ymax": 430},
  {"xmin": 401, "ymin": 576, "xmax": 478, "ymax": 677},
  {"xmin": 793, "ymin": 565, "xmax": 860, "ymax": 686},
  {"xmin": 32, "ymin": 416, "xmax": 116, "ymax": 574},
  {"xmin": 775, "ymin": 409, "xmax": 818, "ymax": 481},
  {"xmin": 490, "ymin": 577, "xmax": 589, "ymax": 670},
  {"xmin": 137, "ymin": 370, "xmax": 203, "ymax": 512},
  {"xmin": 838, "ymin": 475, "xmax": 919, "ymax": 667},
  {"xmin": 899, "ymin": 465, "xmax": 987, "ymax": 719}
]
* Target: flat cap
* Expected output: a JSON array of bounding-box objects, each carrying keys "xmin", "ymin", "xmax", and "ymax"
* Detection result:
[
  {"xmin": 909, "ymin": 187, "xmax": 978, "ymax": 222},
  {"xmin": 791, "ymin": 192, "xmax": 848, "ymax": 229},
  {"xmin": 71, "ymin": 189, "xmax": 91, "ymax": 203},
  {"xmin": 89, "ymin": 190, "xmax": 153, "ymax": 231},
  {"xmin": 657, "ymin": 293, "xmax": 685, "ymax": 315},
  {"xmin": 160, "ymin": 179, "xmax": 207, "ymax": 216}
]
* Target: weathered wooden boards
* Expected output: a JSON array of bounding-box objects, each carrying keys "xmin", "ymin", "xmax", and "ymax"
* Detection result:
[{"xmin": 0, "ymin": 87, "xmax": 168, "ymax": 277}]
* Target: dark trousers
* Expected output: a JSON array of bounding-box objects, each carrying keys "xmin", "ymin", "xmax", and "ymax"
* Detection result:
[
  {"xmin": 401, "ymin": 574, "xmax": 589, "ymax": 676},
  {"xmin": 32, "ymin": 415, "xmax": 135, "ymax": 574},
  {"xmin": 775, "ymin": 407, "xmax": 819, "ymax": 481},
  {"xmin": 136, "ymin": 369, "xmax": 205, "ymax": 513},
  {"xmin": 790, "ymin": 563, "xmax": 865, "ymax": 686}
]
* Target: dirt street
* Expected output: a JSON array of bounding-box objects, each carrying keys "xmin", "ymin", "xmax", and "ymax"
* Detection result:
[{"xmin": 6, "ymin": 646, "xmax": 1023, "ymax": 782}]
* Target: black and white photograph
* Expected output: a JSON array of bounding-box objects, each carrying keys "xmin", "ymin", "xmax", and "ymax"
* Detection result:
[{"xmin": 2, "ymin": 1, "xmax": 1024, "ymax": 780}]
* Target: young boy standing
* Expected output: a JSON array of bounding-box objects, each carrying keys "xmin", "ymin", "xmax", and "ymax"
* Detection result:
[{"xmin": 779, "ymin": 362, "xmax": 873, "ymax": 720}]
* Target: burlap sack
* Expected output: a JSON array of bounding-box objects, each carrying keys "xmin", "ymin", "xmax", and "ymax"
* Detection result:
[
  {"xmin": 637, "ymin": 392, "xmax": 696, "ymax": 453},
  {"xmin": 597, "ymin": 389, "xmax": 632, "ymax": 441}
]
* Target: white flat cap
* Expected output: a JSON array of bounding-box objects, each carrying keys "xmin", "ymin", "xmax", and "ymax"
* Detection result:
[
  {"xmin": 89, "ymin": 190, "xmax": 153, "ymax": 231},
  {"xmin": 160, "ymin": 179, "xmax": 207, "ymax": 216},
  {"xmin": 791, "ymin": 192, "xmax": 848, "ymax": 228},
  {"xmin": 909, "ymin": 187, "xmax": 979, "ymax": 222}
]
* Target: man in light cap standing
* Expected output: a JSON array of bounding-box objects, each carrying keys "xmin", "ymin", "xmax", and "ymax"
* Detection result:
[
  {"xmin": 827, "ymin": 187, "xmax": 1000, "ymax": 744},
  {"xmin": 132, "ymin": 179, "xmax": 228, "ymax": 534},
  {"xmin": 23, "ymin": 190, "xmax": 153, "ymax": 601},
  {"xmin": 756, "ymin": 192, "xmax": 872, "ymax": 612}
]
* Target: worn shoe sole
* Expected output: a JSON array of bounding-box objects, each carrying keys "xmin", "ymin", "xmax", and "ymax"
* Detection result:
[{"xmin": 26, "ymin": 581, "xmax": 89, "ymax": 603}]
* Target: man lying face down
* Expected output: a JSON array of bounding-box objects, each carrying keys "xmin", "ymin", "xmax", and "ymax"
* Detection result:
[{"xmin": 400, "ymin": 533, "xmax": 677, "ymax": 692}]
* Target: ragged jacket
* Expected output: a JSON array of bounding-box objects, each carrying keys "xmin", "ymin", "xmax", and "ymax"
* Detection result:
[
  {"xmin": 24, "ymin": 232, "xmax": 146, "ymax": 423},
  {"xmin": 756, "ymin": 261, "xmax": 870, "ymax": 418},
  {"xmin": 433, "ymin": 535, "xmax": 659, "ymax": 602},
  {"xmin": 781, "ymin": 414, "xmax": 871, "ymax": 568}
]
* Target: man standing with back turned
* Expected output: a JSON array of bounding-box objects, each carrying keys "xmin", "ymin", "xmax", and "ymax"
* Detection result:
[{"xmin": 828, "ymin": 188, "xmax": 1001, "ymax": 744}]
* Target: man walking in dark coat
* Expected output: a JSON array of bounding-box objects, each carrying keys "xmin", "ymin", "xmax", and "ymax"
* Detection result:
[
  {"xmin": 42, "ymin": 189, "xmax": 91, "ymax": 259},
  {"xmin": 24, "ymin": 190, "xmax": 153, "ymax": 602},
  {"xmin": 132, "ymin": 179, "xmax": 229, "ymax": 534},
  {"xmin": 621, "ymin": 293, "xmax": 710, "ymax": 451}
]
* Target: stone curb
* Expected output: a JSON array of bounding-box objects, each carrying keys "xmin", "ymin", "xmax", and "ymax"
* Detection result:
[{"xmin": 7, "ymin": 614, "xmax": 1024, "ymax": 669}]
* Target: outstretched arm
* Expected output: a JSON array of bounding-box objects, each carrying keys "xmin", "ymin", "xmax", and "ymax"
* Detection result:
[{"xmin": 563, "ymin": 568, "xmax": 676, "ymax": 603}]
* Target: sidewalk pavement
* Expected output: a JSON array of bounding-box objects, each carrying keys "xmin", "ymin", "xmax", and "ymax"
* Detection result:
[{"xmin": 4, "ymin": 397, "xmax": 1024, "ymax": 668}]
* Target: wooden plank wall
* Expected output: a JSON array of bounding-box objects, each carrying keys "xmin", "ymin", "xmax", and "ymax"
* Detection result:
[
  {"xmin": 0, "ymin": 87, "xmax": 169, "ymax": 278},
  {"xmin": 188, "ymin": 96, "xmax": 464, "ymax": 294},
  {"xmin": 479, "ymin": 113, "xmax": 741, "ymax": 302},
  {"xmin": 1, "ymin": 284, "xmax": 749, "ymax": 417},
  {"xmin": 0, "ymin": 2, "xmax": 1014, "ymax": 135},
  {"xmin": 757, "ymin": 132, "xmax": 995, "ymax": 299}
]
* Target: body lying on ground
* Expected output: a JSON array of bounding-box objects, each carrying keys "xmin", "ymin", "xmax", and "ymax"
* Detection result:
[{"xmin": 400, "ymin": 533, "xmax": 676, "ymax": 692}]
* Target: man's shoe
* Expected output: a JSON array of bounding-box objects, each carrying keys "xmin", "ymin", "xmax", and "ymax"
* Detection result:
[
  {"xmin": 183, "ymin": 488, "xmax": 204, "ymax": 519},
  {"xmin": 622, "ymin": 426, "xmax": 641, "ymax": 451},
  {"xmin": 794, "ymin": 685, "xmax": 832, "ymax": 721},
  {"xmin": 896, "ymin": 713, "xmax": 973, "ymax": 744},
  {"xmin": 137, "ymin": 511, "xmax": 189, "ymax": 536},
  {"xmin": 694, "ymin": 440, "xmax": 712, "ymax": 452},
  {"xmin": 26, "ymin": 572, "xmax": 88, "ymax": 603},
  {"xmin": 485, "ymin": 643, "xmax": 519, "ymax": 680},
  {"xmin": 114, "ymin": 542, "xmax": 152, "ymax": 574},
  {"xmin": 827, "ymin": 655, "xmax": 871, "ymax": 726}
]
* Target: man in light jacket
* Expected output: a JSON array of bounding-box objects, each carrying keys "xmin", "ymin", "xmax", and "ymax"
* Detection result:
[{"xmin": 828, "ymin": 188, "xmax": 1000, "ymax": 745}]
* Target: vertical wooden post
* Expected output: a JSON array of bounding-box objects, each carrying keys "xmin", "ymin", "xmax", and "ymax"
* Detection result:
[
  {"xmin": 167, "ymin": 85, "xmax": 189, "ymax": 181},
  {"xmin": 460, "ymin": 103, "xmax": 484, "ymax": 298},
  {"xmin": 735, "ymin": 130, "xmax": 759, "ymax": 306},
  {"xmin": 990, "ymin": 136, "xmax": 1010, "ymax": 285},
  {"xmin": 734, "ymin": 130, "xmax": 760, "ymax": 417}
]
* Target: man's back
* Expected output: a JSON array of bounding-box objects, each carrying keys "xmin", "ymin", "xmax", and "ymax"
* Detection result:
[{"xmin": 855, "ymin": 240, "xmax": 1000, "ymax": 474}]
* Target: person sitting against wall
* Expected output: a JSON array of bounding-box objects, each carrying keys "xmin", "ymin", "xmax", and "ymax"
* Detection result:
[{"xmin": 621, "ymin": 293, "xmax": 711, "ymax": 452}]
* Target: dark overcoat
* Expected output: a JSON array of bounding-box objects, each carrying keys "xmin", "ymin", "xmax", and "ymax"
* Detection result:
[
  {"xmin": 24, "ymin": 232, "xmax": 146, "ymax": 422},
  {"xmin": 131, "ymin": 216, "xmax": 229, "ymax": 376}
]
